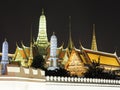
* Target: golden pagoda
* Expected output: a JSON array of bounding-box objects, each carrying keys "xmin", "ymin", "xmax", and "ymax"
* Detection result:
[{"xmin": 35, "ymin": 8, "xmax": 49, "ymax": 55}]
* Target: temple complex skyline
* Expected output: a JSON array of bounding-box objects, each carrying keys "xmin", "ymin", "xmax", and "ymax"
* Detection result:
[
  {"xmin": 0, "ymin": 1, "xmax": 120, "ymax": 78},
  {"xmin": 0, "ymin": 0, "xmax": 120, "ymax": 56}
]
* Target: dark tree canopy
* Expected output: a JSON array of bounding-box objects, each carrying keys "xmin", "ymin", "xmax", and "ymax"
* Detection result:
[
  {"xmin": 31, "ymin": 55, "xmax": 45, "ymax": 70},
  {"xmin": 45, "ymin": 68, "xmax": 70, "ymax": 77},
  {"xmin": 84, "ymin": 61, "xmax": 118, "ymax": 79}
]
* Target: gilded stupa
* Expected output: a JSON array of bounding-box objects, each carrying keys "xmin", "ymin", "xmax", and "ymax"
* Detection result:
[{"xmin": 35, "ymin": 9, "xmax": 49, "ymax": 55}]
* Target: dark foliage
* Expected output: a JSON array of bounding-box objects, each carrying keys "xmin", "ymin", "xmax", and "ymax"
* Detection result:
[
  {"xmin": 31, "ymin": 55, "xmax": 45, "ymax": 70},
  {"xmin": 45, "ymin": 68, "xmax": 70, "ymax": 77},
  {"xmin": 84, "ymin": 61, "xmax": 118, "ymax": 79}
]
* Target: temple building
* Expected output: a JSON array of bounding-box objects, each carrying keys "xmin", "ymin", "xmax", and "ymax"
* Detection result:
[
  {"xmin": 46, "ymin": 16, "xmax": 88, "ymax": 76},
  {"xmin": 46, "ymin": 23, "xmax": 120, "ymax": 76},
  {"xmin": 34, "ymin": 9, "xmax": 49, "ymax": 55},
  {"xmin": 11, "ymin": 9, "xmax": 120, "ymax": 77},
  {"xmin": 12, "ymin": 42, "xmax": 30, "ymax": 67},
  {"xmin": 80, "ymin": 46, "xmax": 120, "ymax": 71},
  {"xmin": 12, "ymin": 9, "xmax": 49, "ymax": 67}
]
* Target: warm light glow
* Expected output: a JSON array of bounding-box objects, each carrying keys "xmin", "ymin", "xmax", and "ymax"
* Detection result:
[
  {"xmin": 87, "ymin": 53, "xmax": 120, "ymax": 66},
  {"xmin": 65, "ymin": 50, "xmax": 87, "ymax": 76},
  {"xmin": 36, "ymin": 10, "xmax": 49, "ymax": 48}
]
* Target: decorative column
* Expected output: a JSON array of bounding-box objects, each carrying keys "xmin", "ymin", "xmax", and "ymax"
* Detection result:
[
  {"xmin": 1, "ymin": 39, "xmax": 9, "ymax": 75},
  {"xmin": 48, "ymin": 32, "xmax": 59, "ymax": 70}
]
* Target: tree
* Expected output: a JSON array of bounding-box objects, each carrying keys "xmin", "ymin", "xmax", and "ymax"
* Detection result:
[
  {"xmin": 31, "ymin": 55, "xmax": 45, "ymax": 70},
  {"xmin": 84, "ymin": 60, "xmax": 117, "ymax": 79},
  {"xmin": 45, "ymin": 68, "xmax": 70, "ymax": 76},
  {"xmin": 84, "ymin": 62, "xmax": 104, "ymax": 78}
]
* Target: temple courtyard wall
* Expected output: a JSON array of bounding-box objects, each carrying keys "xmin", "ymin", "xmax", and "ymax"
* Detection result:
[
  {"xmin": 0, "ymin": 64, "xmax": 120, "ymax": 90},
  {"xmin": 0, "ymin": 77, "xmax": 120, "ymax": 90}
]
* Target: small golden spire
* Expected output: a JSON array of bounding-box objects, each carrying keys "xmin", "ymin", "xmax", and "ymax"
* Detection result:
[
  {"xmin": 91, "ymin": 24, "xmax": 98, "ymax": 51},
  {"xmin": 67, "ymin": 16, "xmax": 74, "ymax": 50},
  {"xmin": 69, "ymin": 16, "xmax": 71, "ymax": 32}
]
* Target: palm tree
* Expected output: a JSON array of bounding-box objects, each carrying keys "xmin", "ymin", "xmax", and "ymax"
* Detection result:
[
  {"xmin": 84, "ymin": 59, "xmax": 117, "ymax": 79},
  {"xmin": 84, "ymin": 60, "xmax": 104, "ymax": 78}
]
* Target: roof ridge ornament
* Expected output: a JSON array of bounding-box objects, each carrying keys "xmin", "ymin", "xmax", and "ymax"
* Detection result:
[
  {"xmin": 67, "ymin": 16, "xmax": 74, "ymax": 50},
  {"xmin": 79, "ymin": 41, "xmax": 84, "ymax": 50}
]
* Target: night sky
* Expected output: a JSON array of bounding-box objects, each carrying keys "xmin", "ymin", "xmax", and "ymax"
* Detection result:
[{"xmin": 0, "ymin": 0, "xmax": 120, "ymax": 56}]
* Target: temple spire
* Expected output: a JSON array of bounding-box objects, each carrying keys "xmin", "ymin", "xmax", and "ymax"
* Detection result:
[
  {"xmin": 67, "ymin": 16, "xmax": 74, "ymax": 51},
  {"xmin": 30, "ymin": 25, "xmax": 33, "ymax": 58},
  {"xmin": 91, "ymin": 24, "xmax": 98, "ymax": 51},
  {"xmin": 36, "ymin": 8, "xmax": 49, "ymax": 55},
  {"xmin": 1, "ymin": 38, "xmax": 9, "ymax": 74},
  {"xmin": 28, "ymin": 25, "xmax": 33, "ymax": 67},
  {"xmin": 48, "ymin": 32, "xmax": 59, "ymax": 70}
]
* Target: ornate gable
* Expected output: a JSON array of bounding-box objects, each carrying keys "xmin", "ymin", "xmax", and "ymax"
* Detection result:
[{"xmin": 65, "ymin": 49, "xmax": 87, "ymax": 76}]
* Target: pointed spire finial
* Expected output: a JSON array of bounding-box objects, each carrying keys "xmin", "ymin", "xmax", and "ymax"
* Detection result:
[
  {"xmin": 69, "ymin": 16, "xmax": 72, "ymax": 42},
  {"xmin": 21, "ymin": 41, "xmax": 25, "ymax": 48},
  {"xmin": 67, "ymin": 16, "xmax": 74, "ymax": 50},
  {"xmin": 33, "ymin": 36, "xmax": 35, "ymax": 43},
  {"xmin": 42, "ymin": 8, "xmax": 44, "ymax": 15},
  {"xmin": 114, "ymin": 47, "xmax": 118, "ymax": 56},
  {"xmin": 29, "ymin": 24, "xmax": 33, "ymax": 65},
  {"xmin": 16, "ymin": 42, "xmax": 21, "ymax": 49},
  {"xmin": 53, "ymin": 32, "xmax": 55, "ymax": 35},
  {"xmin": 69, "ymin": 16, "xmax": 71, "ymax": 32},
  {"xmin": 30, "ymin": 24, "xmax": 33, "ymax": 43},
  {"xmin": 91, "ymin": 24, "xmax": 98, "ymax": 51},
  {"xmin": 62, "ymin": 42, "xmax": 64, "ymax": 47},
  {"xmin": 114, "ymin": 51, "xmax": 117, "ymax": 55},
  {"xmin": 79, "ymin": 41, "xmax": 84, "ymax": 50},
  {"xmin": 93, "ymin": 24, "xmax": 95, "ymax": 35},
  {"xmin": 3, "ymin": 38, "xmax": 7, "ymax": 43}
]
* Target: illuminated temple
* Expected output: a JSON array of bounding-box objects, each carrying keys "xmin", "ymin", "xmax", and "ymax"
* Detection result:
[
  {"xmin": 35, "ymin": 9, "xmax": 49, "ymax": 55},
  {"xmin": 11, "ymin": 9, "xmax": 120, "ymax": 77}
]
